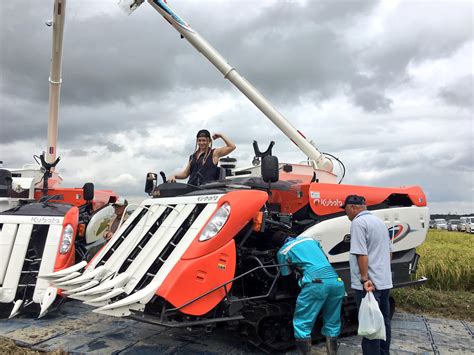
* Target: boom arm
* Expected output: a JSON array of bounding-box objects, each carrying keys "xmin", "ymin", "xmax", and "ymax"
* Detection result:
[
  {"xmin": 46, "ymin": 0, "xmax": 66, "ymax": 165},
  {"xmin": 120, "ymin": 0, "xmax": 334, "ymax": 173}
]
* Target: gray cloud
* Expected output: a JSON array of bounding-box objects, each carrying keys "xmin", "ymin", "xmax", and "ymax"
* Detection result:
[
  {"xmin": 0, "ymin": 0, "xmax": 381, "ymax": 113},
  {"xmin": 438, "ymin": 75, "xmax": 473, "ymax": 109},
  {"xmin": 1, "ymin": 1, "xmax": 473, "ymax": 213},
  {"xmin": 0, "ymin": 100, "xmax": 46, "ymax": 143},
  {"xmin": 104, "ymin": 141, "xmax": 124, "ymax": 153},
  {"xmin": 351, "ymin": 87, "xmax": 393, "ymax": 112},
  {"xmin": 69, "ymin": 149, "xmax": 88, "ymax": 157}
]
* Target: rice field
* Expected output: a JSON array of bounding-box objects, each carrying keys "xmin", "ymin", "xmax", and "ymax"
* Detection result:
[
  {"xmin": 392, "ymin": 229, "xmax": 474, "ymax": 320},
  {"xmin": 415, "ymin": 229, "xmax": 473, "ymax": 291}
]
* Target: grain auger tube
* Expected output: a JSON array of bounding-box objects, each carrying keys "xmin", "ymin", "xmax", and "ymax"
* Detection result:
[{"xmin": 119, "ymin": 0, "xmax": 334, "ymax": 173}]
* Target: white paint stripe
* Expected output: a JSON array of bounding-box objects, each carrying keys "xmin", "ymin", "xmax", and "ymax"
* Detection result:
[
  {"xmin": 280, "ymin": 237, "xmax": 314, "ymax": 255},
  {"xmin": 123, "ymin": 203, "xmax": 196, "ymax": 293},
  {"xmin": 67, "ymin": 204, "xmax": 193, "ymax": 298},
  {"xmin": 98, "ymin": 204, "xmax": 168, "ymax": 273},
  {"xmin": 33, "ymin": 224, "xmax": 63, "ymax": 303},
  {"xmin": 99, "ymin": 203, "xmax": 216, "ymax": 313},
  {"xmin": 0, "ymin": 224, "xmax": 33, "ymax": 303},
  {"xmin": 0, "ymin": 224, "xmax": 19, "ymax": 285},
  {"xmin": 86, "ymin": 205, "xmax": 150, "ymax": 270},
  {"xmin": 0, "ymin": 215, "xmax": 63, "ymax": 225},
  {"xmin": 141, "ymin": 194, "xmax": 223, "ymax": 207},
  {"xmin": 40, "ymin": 260, "xmax": 87, "ymax": 278}
]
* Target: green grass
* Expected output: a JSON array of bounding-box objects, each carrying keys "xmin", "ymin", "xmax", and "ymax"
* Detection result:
[
  {"xmin": 392, "ymin": 287, "xmax": 473, "ymax": 320},
  {"xmin": 393, "ymin": 229, "xmax": 474, "ymax": 321}
]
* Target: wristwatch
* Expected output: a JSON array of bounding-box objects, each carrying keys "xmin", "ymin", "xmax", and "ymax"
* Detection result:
[{"xmin": 360, "ymin": 278, "xmax": 369, "ymax": 284}]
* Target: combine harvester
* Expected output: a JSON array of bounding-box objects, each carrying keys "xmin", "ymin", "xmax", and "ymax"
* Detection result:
[
  {"xmin": 42, "ymin": 0, "xmax": 429, "ymax": 350},
  {"xmin": 0, "ymin": 0, "xmax": 119, "ymax": 319}
]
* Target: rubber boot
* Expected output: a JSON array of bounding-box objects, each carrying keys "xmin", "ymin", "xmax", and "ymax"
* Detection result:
[
  {"xmin": 325, "ymin": 336, "xmax": 338, "ymax": 355},
  {"xmin": 295, "ymin": 339, "xmax": 312, "ymax": 355}
]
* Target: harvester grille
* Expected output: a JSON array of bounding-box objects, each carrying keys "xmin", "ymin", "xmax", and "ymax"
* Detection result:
[
  {"xmin": 44, "ymin": 195, "xmax": 223, "ymax": 315},
  {"xmin": 133, "ymin": 204, "xmax": 206, "ymax": 292},
  {"xmin": 118, "ymin": 206, "xmax": 174, "ymax": 273},
  {"xmin": 99, "ymin": 206, "xmax": 150, "ymax": 266},
  {"xmin": 0, "ymin": 215, "xmax": 64, "ymax": 308}
]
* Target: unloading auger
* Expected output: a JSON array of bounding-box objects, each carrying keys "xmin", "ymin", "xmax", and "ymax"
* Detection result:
[
  {"xmin": 41, "ymin": 0, "xmax": 429, "ymax": 349},
  {"xmin": 122, "ymin": 0, "xmax": 335, "ymax": 173}
]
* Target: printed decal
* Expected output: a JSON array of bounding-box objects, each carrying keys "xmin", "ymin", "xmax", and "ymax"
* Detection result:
[
  {"xmin": 388, "ymin": 224, "xmax": 411, "ymax": 243},
  {"xmin": 313, "ymin": 198, "xmax": 343, "ymax": 208},
  {"xmin": 329, "ymin": 224, "xmax": 413, "ymax": 256},
  {"xmin": 30, "ymin": 216, "xmax": 61, "ymax": 224},
  {"xmin": 197, "ymin": 195, "xmax": 219, "ymax": 202},
  {"xmin": 328, "ymin": 234, "xmax": 351, "ymax": 255}
]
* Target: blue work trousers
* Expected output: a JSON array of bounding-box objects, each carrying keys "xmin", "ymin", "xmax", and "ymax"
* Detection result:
[
  {"xmin": 293, "ymin": 277, "xmax": 345, "ymax": 340},
  {"xmin": 355, "ymin": 289, "xmax": 391, "ymax": 355}
]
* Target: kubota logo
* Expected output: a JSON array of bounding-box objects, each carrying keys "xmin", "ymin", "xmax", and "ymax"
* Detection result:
[
  {"xmin": 197, "ymin": 196, "xmax": 219, "ymax": 202},
  {"xmin": 313, "ymin": 198, "xmax": 343, "ymax": 207},
  {"xmin": 30, "ymin": 216, "xmax": 61, "ymax": 224}
]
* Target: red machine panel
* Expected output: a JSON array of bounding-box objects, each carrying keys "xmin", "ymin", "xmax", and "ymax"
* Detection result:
[
  {"xmin": 34, "ymin": 188, "xmax": 117, "ymax": 210},
  {"xmin": 182, "ymin": 190, "xmax": 268, "ymax": 260},
  {"xmin": 157, "ymin": 239, "xmax": 236, "ymax": 316},
  {"xmin": 269, "ymin": 184, "xmax": 310, "ymax": 214},
  {"xmin": 54, "ymin": 206, "xmax": 78, "ymax": 271},
  {"xmin": 309, "ymin": 183, "xmax": 427, "ymax": 216}
]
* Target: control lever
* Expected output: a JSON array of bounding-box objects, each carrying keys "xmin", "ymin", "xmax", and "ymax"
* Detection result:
[{"xmin": 159, "ymin": 171, "xmax": 167, "ymax": 184}]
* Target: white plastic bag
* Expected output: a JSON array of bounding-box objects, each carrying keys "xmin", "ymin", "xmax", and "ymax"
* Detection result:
[{"xmin": 358, "ymin": 291, "xmax": 386, "ymax": 340}]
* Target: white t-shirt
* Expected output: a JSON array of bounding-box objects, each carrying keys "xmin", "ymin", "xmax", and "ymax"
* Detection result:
[{"xmin": 349, "ymin": 211, "xmax": 393, "ymax": 290}]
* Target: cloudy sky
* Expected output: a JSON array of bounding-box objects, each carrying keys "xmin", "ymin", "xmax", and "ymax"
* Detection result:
[{"xmin": 0, "ymin": 0, "xmax": 472, "ymax": 214}]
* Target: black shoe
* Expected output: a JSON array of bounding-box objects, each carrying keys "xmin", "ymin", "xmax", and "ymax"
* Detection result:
[
  {"xmin": 295, "ymin": 339, "xmax": 312, "ymax": 355},
  {"xmin": 325, "ymin": 336, "xmax": 338, "ymax": 355}
]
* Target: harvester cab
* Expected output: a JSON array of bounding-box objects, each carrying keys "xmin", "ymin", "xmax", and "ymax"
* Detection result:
[
  {"xmin": 40, "ymin": 0, "xmax": 429, "ymax": 350},
  {"xmin": 144, "ymin": 140, "xmax": 277, "ymax": 198}
]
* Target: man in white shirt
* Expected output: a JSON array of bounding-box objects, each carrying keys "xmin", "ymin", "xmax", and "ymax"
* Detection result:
[{"xmin": 342, "ymin": 194, "xmax": 392, "ymax": 355}]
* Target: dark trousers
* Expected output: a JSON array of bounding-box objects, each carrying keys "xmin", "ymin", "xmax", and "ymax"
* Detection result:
[{"xmin": 354, "ymin": 289, "xmax": 391, "ymax": 355}]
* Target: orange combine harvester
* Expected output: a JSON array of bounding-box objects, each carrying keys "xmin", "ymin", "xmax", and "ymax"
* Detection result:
[{"xmin": 3, "ymin": 0, "xmax": 429, "ymax": 350}]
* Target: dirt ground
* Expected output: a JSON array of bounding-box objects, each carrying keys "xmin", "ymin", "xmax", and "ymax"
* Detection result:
[
  {"xmin": 0, "ymin": 338, "xmax": 64, "ymax": 355},
  {"xmin": 0, "ymin": 338, "xmax": 38, "ymax": 354}
]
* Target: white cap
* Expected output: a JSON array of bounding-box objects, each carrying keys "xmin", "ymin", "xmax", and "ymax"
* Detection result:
[{"xmin": 113, "ymin": 197, "xmax": 128, "ymax": 206}]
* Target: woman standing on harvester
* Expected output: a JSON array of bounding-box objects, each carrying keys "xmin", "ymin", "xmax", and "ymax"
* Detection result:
[{"xmin": 169, "ymin": 129, "xmax": 236, "ymax": 186}]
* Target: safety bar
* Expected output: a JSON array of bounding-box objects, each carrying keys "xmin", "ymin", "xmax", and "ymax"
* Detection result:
[{"xmin": 158, "ymin": 262, "xmax": 289, "ymax": 322}]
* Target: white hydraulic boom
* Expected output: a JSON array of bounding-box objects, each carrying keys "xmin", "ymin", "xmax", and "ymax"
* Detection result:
[
  {"xmin": 118, "ymin": 0, "xmax": 334, "ymax": 173},
  {"xmin": 45, "ymin": 0, "xmax": 66, "ymax": 165}
]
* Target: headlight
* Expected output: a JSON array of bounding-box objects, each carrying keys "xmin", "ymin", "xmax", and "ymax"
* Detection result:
[
  {"xmin": 198, "ymin": 203, "xmax": 231, "ymax": 242},
  {"xmin": 59, "ymin": 224, "xmax": 74, "ymax": 254}
]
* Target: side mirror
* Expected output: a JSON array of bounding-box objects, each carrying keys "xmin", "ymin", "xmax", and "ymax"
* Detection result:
[
  {"xmin": 83, "ymin": 182, "xmax": 94, "ymax": 201},
  {"xmin": 145, "ymin": 173, "xmax": 157, "ymax": 195},
  {"xmin": 261, "ymin": 156, "xmax": 279, "ymax": 183}
]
